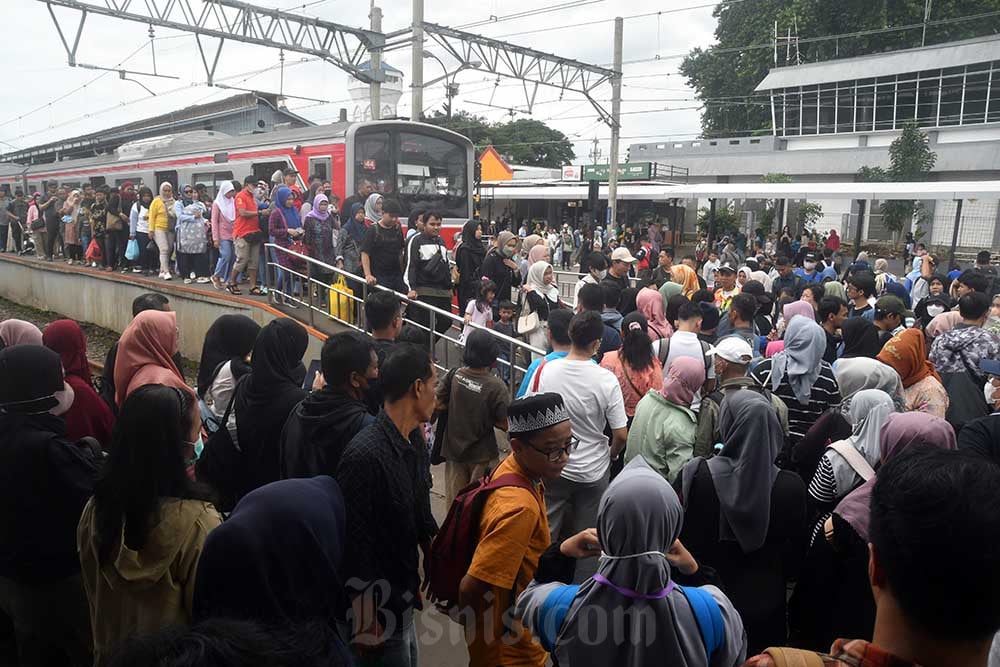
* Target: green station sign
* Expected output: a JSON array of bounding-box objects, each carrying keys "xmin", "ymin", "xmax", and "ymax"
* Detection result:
[{"xmin": 581, "ymin": 162, "xmax": 652, "ymax": 182}]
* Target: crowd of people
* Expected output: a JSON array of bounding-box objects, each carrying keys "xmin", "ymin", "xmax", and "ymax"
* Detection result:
[{"xmin": 7, "ymin": 191, "xmax": 1000, "ymax": 667}]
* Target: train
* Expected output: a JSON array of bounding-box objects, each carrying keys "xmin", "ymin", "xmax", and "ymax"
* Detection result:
[{"xmin": 0, "ymin": 120, "xmax": 475, "ymax": 244}]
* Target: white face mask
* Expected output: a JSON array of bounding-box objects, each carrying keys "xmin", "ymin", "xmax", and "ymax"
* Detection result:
[
  {"xmin": 804, "ymin": 261, "xmax": 817, "ymax": 270},
  {"xmin": 596, "ymin": 269, "xmax": 607, "ymax": 280},
  {"xmin": 926, "ymin": 304, "xmax": 946, "ymax": 318},
  {"xmin": 985, "ymin": 382, "xmax": 997, "ymax": 406}
]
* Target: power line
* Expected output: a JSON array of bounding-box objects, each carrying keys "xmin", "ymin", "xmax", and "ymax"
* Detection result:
[{"xmin": 454, "ymin": 0, "xmax": 607, "ymax": 31}]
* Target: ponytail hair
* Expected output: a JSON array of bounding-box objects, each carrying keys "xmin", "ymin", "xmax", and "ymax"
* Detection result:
[{"xmin": 621, "ymin": 312, "xmax": 654, "ymax": 371}]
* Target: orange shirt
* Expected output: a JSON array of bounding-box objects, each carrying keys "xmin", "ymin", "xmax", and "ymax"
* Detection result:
[
  {"xmin": 465, "ymin": 454, "xmax": 549, "ymax": 667},
  {"xmin": 233, "ymin": 190, "xmax": 259, "ymax": 239}
]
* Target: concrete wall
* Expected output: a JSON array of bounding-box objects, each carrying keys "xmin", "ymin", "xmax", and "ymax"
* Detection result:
[{"xmin": 0, "ymin": 257, "xmax": 328, "ymax": 362}]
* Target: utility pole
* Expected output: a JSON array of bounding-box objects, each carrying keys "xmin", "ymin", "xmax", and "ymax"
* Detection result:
[
  {"xmin": 369, "ymin": 1, "xmax": 382, "ymax": 120},
  {"xmin": 589, "ymin": 138, "xmax": 602, "ymax": 165},
  {"xmin": 606, "ymin": 17, "xmax": 623, "ymax": 235},
  {"xmin": 410, "ymin": 0, "xmax": 423, "ymax": 121},
  {"xmin": 922, "ymin": 0, "xmax": 933, "ymax": 46}
]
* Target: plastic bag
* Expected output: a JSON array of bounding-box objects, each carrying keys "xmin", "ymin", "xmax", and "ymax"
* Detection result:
[
  {"xmin": 85, "ymin": 238, "xmax": 103, "ymax": 263},
  {"xmin": 125, "ymin": 238, "xmax": 140, "ymax": 261},
  {"xmin": 329, "ymin": 275, "xmax": 355, "ymax": 325}
]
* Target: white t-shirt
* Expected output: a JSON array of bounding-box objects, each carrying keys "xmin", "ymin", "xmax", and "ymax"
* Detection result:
[
  {"xmin": 573, "ymin": 274, "xmax": 598, "ymax": 311},
  {"xmin": 652, "ymin": 330, "xmax": 714, "ymax": 412},
  {"xmin": 701, "ymin": 259, "xmax": 720, "ymax": 289},
  {"xmin": 530, "ymin": 357, "xmax": 627, "ymax": 483}
]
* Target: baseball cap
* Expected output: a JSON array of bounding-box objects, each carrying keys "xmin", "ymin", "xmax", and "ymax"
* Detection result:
[
  {"xmin": 611, "ymin": 247, "xmax": 638, "ymax": 264},
  {"xmin": 981, "ymin": 358, "xmax": 1000, "ymax": 378},
  {"xmin": 717, "ymin": 262, "xmax": 736, "ymax": 274},
  {"xmin": 875, "ymin": 295, "xmax": 913, "ymax": 319},
  {"xmin": 804, "ymin": 252, "xmax": 817, "ymax": 262},
  {"xmin": 707, "ymin": 337, "xmax": 754, "ymax": 364}
]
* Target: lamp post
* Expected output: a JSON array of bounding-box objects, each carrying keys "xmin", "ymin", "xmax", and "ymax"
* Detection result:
[{"xmin": 422, "ymin": 51, "xmax": 481, "ymax": 119}]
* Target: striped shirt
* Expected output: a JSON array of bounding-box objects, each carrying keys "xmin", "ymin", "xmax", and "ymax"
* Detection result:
[{"xmin": 750, "ymin": 358, "xmax": 841, "ymax": 444}]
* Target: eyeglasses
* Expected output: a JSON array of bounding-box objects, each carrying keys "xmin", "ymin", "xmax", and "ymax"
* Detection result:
[{"xmin": 525, "ymin": 436, "xmax": 580, "ymax": 462}]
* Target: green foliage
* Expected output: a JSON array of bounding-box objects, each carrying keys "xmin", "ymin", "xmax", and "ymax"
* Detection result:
[
  {"xmin": 756, "ymin": 172, "xmax": 792, "ymax": 232},
  {"xmin": 681, "ymin": 1, "xmax": 1000, "ymax": 135},
  {"xmin": 697, "ymin": 203, "xmax": 741, "ymax": 237},
  {"xmin": 856, "ymin": 166, "xmax": 889, "ymax": 182},
  {"xmin": 797, "ymin": 201, "xmax": 824, "ymax": 233},
  {"xmin": 423, "ymin": 111, "xmax": 575, "ymax": 168},
  {"xmin": 856, "ymin": 124, "xmax": 937, "ymax": 235}
]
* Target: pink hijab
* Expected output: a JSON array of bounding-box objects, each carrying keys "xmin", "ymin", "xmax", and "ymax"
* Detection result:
[
  {"xmin": 113, "ymin": 310, "xmax": 193, "ymax": 407},
  {"xmin": 0, "ymin": 319, "xmax": 43, "ymax": 348},
  {"xmin": 660, "ymin": 355, "xmax": 705, "ymax": 407},
  {"xmin": 782, "ymin": 300, "xmax": 816, "ymax": 325},
  {"xmin": 636, "ymin": 287, "xmax": 673, "ymax": 341},
  {"xmin": 527, "ymin": 244, "xmax": 549, "ymax": 267},
  {"xmin": 926, "ymin": 310, "xmax": 963, "ymax": 339}
]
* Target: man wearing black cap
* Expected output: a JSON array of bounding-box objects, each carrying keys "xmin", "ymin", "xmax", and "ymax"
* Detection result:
[
  {"xmin": 713, "ymin": 262, "xmax": 740, "ymax": 313},
  {"xmin": 460, "ymin": 392, "xmax": 595, "ymax": 667},
  {"xmin": 0, "ymin": 345, "xmax": 101, "ymax": 666},
  {"xmin": 873, "ymin": 295, "xmax": 910, "ymax": 345}
]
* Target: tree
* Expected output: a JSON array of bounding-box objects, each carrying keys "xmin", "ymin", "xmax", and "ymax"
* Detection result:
[
  {"xmin": 423, "ymin": 112, "xmax": 575, "ymax": 168},
  {"xmin": 857, "ymin": 123, "xmax": 936, "ymax": 239},
  {"xmin": 797, "ymin": 202, "xmax": 824, "ymax": 234},
  {"xmin": 680, "ymin": 1, "xmax": 1000, "ymax": 136},
  {"xmin": 697, "ymin": 202, "xmax": 741, "ymax": 238},
  {"xmin": 758, "ymin": 172, "xmax": 791, "ymax": 233}
]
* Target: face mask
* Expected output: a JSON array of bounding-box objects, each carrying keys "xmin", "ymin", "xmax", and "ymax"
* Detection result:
[
  {"xmin": 186, "ymin": 435, "xmax": 204, "ymax": 465},
  {"xmin": 804, "ymin": 261, "xmax": 816, "ymax": 270},
  {"xmin": 926, "ymin": 304, "xmax": 946, "ymax": 317},
  {"xmin": 596, "ymin": 269, "xmax": 607, "ymax": 280},
  {"xmin": 985, "ymin": 382, "xmax": 997, "ymax": 406},
  {"xmin": 502, "ymin": 246, "xmax": 515, "ymax": 258}
]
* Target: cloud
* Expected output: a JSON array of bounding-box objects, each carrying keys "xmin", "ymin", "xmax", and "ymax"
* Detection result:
[{"xmin": 0, "ymin": 0, "xmax": 721, "ymax": 162}]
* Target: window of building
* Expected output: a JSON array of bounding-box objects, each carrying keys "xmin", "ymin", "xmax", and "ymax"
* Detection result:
[
  {"xmin": 939, "ymin": 68, "xmax": 965, "ymax": 126},
  {"xmin": 836, "ymin": 82, "xmax": 855, "ymax": 133},
  {"xmin": 801, "ymin": 86, "xmax": 819, "ymax": 135},
  {"xmin": 785, "ymin": 88, "xmax": 801, "ymax": 136},
  {"xmin": 856, "ymin": 79, "xmax": 875, "ymax": 131},
  {"xmin": 896, "ymin": 78, "xmax": 917, "ymax": 125},
  {"xmin": 818, "ymin": 84, "xmax": 837, "ymax": 134},
  {"xmin": 989, "ymin": 64, "xmax": 1000, "ymax": 123},
  {"xmin": 964, "ymin": 64, "xmax": 990, "ymax": 124},
  {"xmin": 916, "ymin": 70, "xmax": 941, "ymax": 125},
  {"xmin": 875, "ymin": 77, "xmax": 896, "ymax": 131}
]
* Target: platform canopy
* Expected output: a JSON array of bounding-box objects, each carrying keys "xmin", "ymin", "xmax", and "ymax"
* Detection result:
[{"xmin": 481, "ymin": 180, "xmax": 1000, "ymax": 201}]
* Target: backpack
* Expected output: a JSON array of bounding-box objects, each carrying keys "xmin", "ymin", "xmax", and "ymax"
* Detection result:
[
  {"xmin": 195, "ymin": 375, "xmax": 248, "ymax": 513},
  {"xmin": 425, "ymin": 470, "xmax": 538, "ymax": 608},
  {"xmin": 657, "ymin": 336, "xmax": 712, "ymax": 377}
]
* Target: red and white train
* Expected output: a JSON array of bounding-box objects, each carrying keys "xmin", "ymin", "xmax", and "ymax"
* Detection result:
[{"xmin": 0, "ymin": 120, "xmax": 475, "ymax": 244}]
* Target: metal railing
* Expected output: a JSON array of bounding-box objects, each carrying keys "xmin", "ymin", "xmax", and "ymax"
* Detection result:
[
  {"xmin": 263, "ymin": 243, "xmax": 545, "ymax": 396},
  {"xmin": 551, "ymin": 268, "xmax": 640, "ymax": 308}
]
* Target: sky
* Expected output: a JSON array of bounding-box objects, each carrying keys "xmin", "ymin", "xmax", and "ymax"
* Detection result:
[{"xmin": 0, "ymin": 0, "xmax": 724, "ymax": 164}]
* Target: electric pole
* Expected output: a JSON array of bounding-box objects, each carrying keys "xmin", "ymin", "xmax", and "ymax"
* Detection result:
[
  {"xmin": 410, "ymin": 0, "xmax": 423, "ymax": 121},
  {"xmin": 606, "ymin": 17, "xmax": 623, "ymax": 235},
  {"xmin": 589, "ymin": 138, "xmax": 602, "ymax": 164},
  {"xmin": 369, "ymin": 2, "xmax": 382, "ymax": 120}
]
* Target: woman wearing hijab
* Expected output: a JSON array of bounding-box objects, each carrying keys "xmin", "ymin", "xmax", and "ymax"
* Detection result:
[
  {"xmin": 750, "ymin": 269, "xmax": 773, "ymax": 293},
  {"xmin": 0, "ymin": 318, "xmax": 43, "ymax": 349},
  {"xmin": 455, "ymin": 219, "xmax": 486, "ymax": 314},
  {"xmin": 362, "ymin": 192, "xmax": 383, "ymax": 226},
  {"xmin": 626, "ymin": 356, "xmax": 704, "ymax": 482},
  {"xmin": 195, "ymin": 314, "xmax": 261, "ymax": 429},
  {"xmin": 833, "ymin": 356, "xmax": 905, "ymax": 414},
  {"xmin": 149, "ymin": 182, "xmax": 176, "ymax": 280},
  {"xmin": 174, "ymin": 185, "xmax": 210, "ymax": 284},
  {"xmin": 925, "ymin": 309, "xmax": 963, "ymax": 340},
  {"xmin": 821, "ymin": 279, "xmax": 847, "ymax": 302},
  {"xmin": 303, "ymin": 193, "xmax": 338, "ymax": 303},
  {"xmin": 269, "ymin": 186, "xmax": 305, "ymax": 308},
  {"xmin": 77, "ymin": 384, "xmax": 221, "ymax": 665},
  {"xmin": 192, "ymin": 477, "xmax": 351, "ymax": 663},
  {"xmin": 788, "ymin": 412, "xmax": 956, "ymax": 651},
  {"xmin": 231, "ymin": 318, "xmax": 309, "ymax": 498},
  {"xmin": 750, "ymin": 316, "xmax": 842, "ymax": 447},
  {"xmin": 60, "ymin": 189, "xmax": 84, "ymax": 264},
  {"xmin": 876, "ymin": 328, "xmax": 948, "ymax": 418},
  {"xmin": 736, "ymin": 265, "xmax": 752, "ymax": 290},
  {"xmin": 42, "ymin": 319, "xmax": 115, "ymax": 448},
  {"xmin": 659, "ymin": 278, "xmax": 683, "ymax": 312},
  {"xmin": 527, "ymin": 243, "xmax": 549, "ymax": 268},
  {"xmin": 838, "ymin": 318, "xmax": 882, "ymax": 359},
  {"xmin": 522, "ymin": 261, "xmax": 564, "ymax": 355},
  {"xmin": 671, "ymin": 264, "xmax": 700, "ymax": 298},
  {"xmin": 480, "ymin": 231, "xmax": 522, "ymax": 315},
  {"xmin": 210, "ymin": 181, "xmax": 237, "ymax": 290},
  {"xmin": 114, "ymin": 310, "xmax": 192, "ymax": 408},
  {"xmin": 338, "ymin": 201, "xmax": 366, "ymax": 278},
  {"xmin": 635, "ymin": 286, "xmax": 673, "ymax": 341},
  {"xmin": 676, "ymin": 390, "xmax": 807, "ymax": 654},
  {"xmin": 517, "ymin": 456, "xmax": 748, "ymax": 667},
  {"xmin": 0, "ymin": 345, "xmax": 100, "ymax": 667}
]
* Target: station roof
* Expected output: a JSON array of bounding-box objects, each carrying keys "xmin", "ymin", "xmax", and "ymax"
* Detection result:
[
  {"xmin": 756, "ymin": 34, "xmax": 1000, "ymax": 92},
  {"xmin": 482, "ymin": 179, "xmax": 1000, "ymax": 201}
]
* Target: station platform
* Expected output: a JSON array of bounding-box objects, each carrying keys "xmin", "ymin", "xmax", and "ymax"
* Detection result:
[{"xmin": 0, "ymin": 252, "xmax": 343, "ymax": 360}]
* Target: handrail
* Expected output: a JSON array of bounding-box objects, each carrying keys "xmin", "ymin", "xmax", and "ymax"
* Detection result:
[{"xmin": 263, "ymin": 243, "xmax": 545, "ymax": 396}]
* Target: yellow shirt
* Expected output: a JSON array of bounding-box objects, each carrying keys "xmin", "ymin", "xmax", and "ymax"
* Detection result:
[
  {"xmin": 465, "ymin": 455, "xmax": 550, "ymax": 667},
  {"xmin": 148, "ymin": 197, "xmax": 170, "ymax": 232}
]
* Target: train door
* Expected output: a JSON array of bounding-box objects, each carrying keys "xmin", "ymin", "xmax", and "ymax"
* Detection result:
[
  {"xmin": 251, "ymin": 161, "xmax": 288, "ymax": 186},
  {"xmin": 153, "ymin": 170, "xmax": 178, "ymax": 192}
]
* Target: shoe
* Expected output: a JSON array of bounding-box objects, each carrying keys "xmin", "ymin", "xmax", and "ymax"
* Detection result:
[
  {"xmin": 91, "ymin": 261, "xmax": 97, "ymax": 268},
  {"xmin": 66, "ymin": 259, "xmax": 74, "ymax": 265},
  {"xmin": 183, "ymin": 278, "xmax": 193, "ymax": 284},
  {"xmin": 163, "ymin": 272, "xmax": 172, "ymax": 281},
  {"xmin": 189, "ymin": 272, "xmax": 196, "ymax": 280},
  {"xmin": 132, "ymin": 267, "xmax": 142, "ymax": 273},
  {"xmin": 196, "ymin": 276, "xmax": 210, "ymax": 284},
  {"xmin": 211, "ymin": 276, "xmax": 223, "ymax": 289}
]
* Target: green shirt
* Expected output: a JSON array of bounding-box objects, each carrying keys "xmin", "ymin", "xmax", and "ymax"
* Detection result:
[{"xmin": 624, "ymin": 389, "xmax": 697, "ymax": 482}]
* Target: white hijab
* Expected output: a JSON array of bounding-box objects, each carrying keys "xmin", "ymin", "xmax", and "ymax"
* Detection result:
[
  {"xmin": 213, "ymin": 181, "xmax": 236, "ymax": 221},
  {"xmin": 825, "ymin": 389, "xmax": 895, "ymax": 497},
  {"xmin": 526, "ymin": 260, "xmax": 559, "ymax": 302}
]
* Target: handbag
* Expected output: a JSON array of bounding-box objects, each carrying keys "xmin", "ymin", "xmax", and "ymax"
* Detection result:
[
  {"xmin": 85, "ymin": 238, "xmax": 103, "ymax": 263},
  {"xmin": 287, "ymin": 238, "xmax": 308, "ymax": 270},
  {"xmin": 329, "ymin": 274, "xmax": 355, "ymax": 325},
  {"xmin": 125, "ymin": 238, "xmax": 140, "ymax": 261},
  {"xmin": 516, "ymin": 290, "xmax": 540, "ymax": 336},
  {"xmin": 431, "ymin": 368, "xmax": 457, "ymax": 465}
]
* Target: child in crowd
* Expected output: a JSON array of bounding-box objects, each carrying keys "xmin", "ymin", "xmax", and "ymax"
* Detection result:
[
  {"xmin": 494, "ymin": 300, "xmax": 517, "ymax": 383},
  {"xmin": 461, "ymin": 279, "xmax": 497, "ymax": 344}
]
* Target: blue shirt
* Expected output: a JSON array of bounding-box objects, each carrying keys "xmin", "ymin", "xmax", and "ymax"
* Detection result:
[
  {"xmin": 794, "ymin": 268, "xmax": 823, "ymax": 283},
  {"xmin": 821, "ymin": 265, "xmax": 838, "ymax": 281},
  {"xmin": 516, "ymin": 351, "xmax": 569, "ymax": 398}
]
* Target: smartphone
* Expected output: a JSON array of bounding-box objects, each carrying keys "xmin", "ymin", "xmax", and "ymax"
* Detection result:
[{"xmin": 302, "ymin": 359, "xmax": 322, "ymax": 391}]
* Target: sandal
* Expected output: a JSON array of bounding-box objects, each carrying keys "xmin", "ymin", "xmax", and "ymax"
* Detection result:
[
  {"xmin": 225, "ymin": 284, "xmax": 242, "ymax": 295},
  {"xmin": 248, "ymin": 286, "xmax": 263, "ymax": 296}
]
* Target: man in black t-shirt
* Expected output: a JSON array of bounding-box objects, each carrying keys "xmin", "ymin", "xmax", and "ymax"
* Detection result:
[{"xmin": 361, "ymin": 198, "xmax": 405, "ymax": 293}]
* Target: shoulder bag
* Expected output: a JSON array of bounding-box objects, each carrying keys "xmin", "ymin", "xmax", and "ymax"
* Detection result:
[{"xmin": 516, "ymin": 289, "xmax": 540, "ymax": 336}]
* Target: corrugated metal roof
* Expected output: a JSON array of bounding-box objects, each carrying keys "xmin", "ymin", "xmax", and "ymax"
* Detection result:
[{"xmin": 756, "ymin": 34, "xmax": 1000, "ymax": 91}]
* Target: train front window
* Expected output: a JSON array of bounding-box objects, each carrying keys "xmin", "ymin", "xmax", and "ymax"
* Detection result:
[
  {"xmin": 397, "ymin": 132, "xmax": 468, "ymax": 218},
  {"xmin": 354, "ymin": 131, "xmax": 392, "ymax": 195}
]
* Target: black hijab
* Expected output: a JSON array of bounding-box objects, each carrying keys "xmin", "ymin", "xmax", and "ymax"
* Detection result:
[
  {"xmin": 458, "ymin": 220, "xmax": 485, "ymax": 262},
  {"xmin": 193, "ymin": 476, "xmax": 348, "ymax": 632},
  {"xmin": 840, "ymin": 318, "xmax": 882, "ymax": 359},
  {"xmin": 617, "ymin": 287, "xmax": 640, "ymax": 317},
  {"xmin": 196, "ymin": 315, "xmax": 261, "ymax": 398},
  {"xmin": 234, "ymin": 319, "xmax": 309, "ymax": 493}
]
